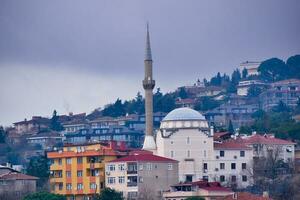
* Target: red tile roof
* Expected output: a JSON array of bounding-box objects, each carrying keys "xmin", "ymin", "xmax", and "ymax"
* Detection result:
[
  {"xmin": 109, "ymin": 154, "xmax": 178, "ymax": 163},
  {"xmin": 172, "ymin": 181, "xmax": 232, "ymax": 192},
  {"xmin": 223, "ymin": 192, "xmax": 271, "ymax": 200},
  {"xmin": 242, "ymin": 134, "xmax": 295, "ymax": 145},
  {"xmin": 214, "ymin": 140, "xmax": 252, "ymax": 150},
  {"xmin": 0, "ymin": 172, "xmax": 38, "ymax": 180}
]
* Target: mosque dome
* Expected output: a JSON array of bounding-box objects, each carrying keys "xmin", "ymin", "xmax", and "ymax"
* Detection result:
[
  {"xmin": 160, "ymin": 107, "xmax": 208, "ymax": 129},
  {"xmin": 163, "ymin": 107, "xmax": 205, "ymax": 121}
]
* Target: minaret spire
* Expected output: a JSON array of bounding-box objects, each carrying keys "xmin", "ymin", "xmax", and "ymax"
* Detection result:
[
  {"xmin": 145, "ymin": 22, "xmax": 152, "ymax": 61},
  {"xmin": 142, "ymin": 23, "xmax": 156, "ymax": 151}
]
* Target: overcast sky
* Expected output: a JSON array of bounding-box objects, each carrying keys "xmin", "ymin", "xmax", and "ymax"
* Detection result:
[{"xmin": 0, "ymin": 0, "xmax": 299, "ymax": 126}]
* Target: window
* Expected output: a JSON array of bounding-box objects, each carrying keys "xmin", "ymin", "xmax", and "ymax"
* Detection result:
[
  {"xmin": 220, "ymin": 151, "xmax": 225, "ymax": 157},
  {"xmin": 220, "ymin": 175, "xmax": 225, "ymax": 182},
  {"xmin": 187, "ymin": 137, "xmax": 190, "ymax": 144},
  {"xmin": 186, "ymin": 175, "xmax": 193, "ymax": 182},
  {"xmin": 58, "ymin": 183, "xmax": 63, "ymax": 190},
  {"xmin": 203, "ymin": 163, "xmax": 208, "ymax": 170},
  {"xmin": 107, "ymin": 177, "xmax": 115, "ymax": 184},
  {"xmin": 90, "ymin": 169, "xmax": 99, "ymax": 176},
  {"xmin": 118, "ymin": 176, "xmax": 125, "ymax": 184},
  {"xmin": 242, "ymin": 175, "xmax": 247, "ymax": 182},
  {"xmin": 58, "ymin": 158, "xmax": 62, "ymax": 165},
  {"xmin": 66, "ymin": 171, "xmax": 71, "ymax": 177},
  {"xmin": 90, "ymin": 183, "xmax": 97, "ymax": 190},
  {"xmin": 77, "ymin": 183, "xmax": 83, "ymax": 190},
  {"xmin": 203, "ymin": 176, "xmax": 208, "ymax": 181},
  {"xmin": 139, "ymin": 164, "xmax": 143, "ymax": 170},
  {"xmin": 231, "ymin": 176, "xmax": 236, "ymax": 182},
  {"xmin": 240, "ymin": 151, "xmax": 245, "ymax": 157},
  {"xmin": 168, "ymin": 163, "xmax": 173, "ymax": 170},
  {"xmin": 66, "ymin": 158, "xmax": 72, "ymax": 164},
  {"xmin": 187, "ymin": 150, "xmax": 191, "ymax": 158},
  {"xmin": 220, "ymin": 163, "xmax": 225, "ymax": 170},
  {"xmin": 146, "ymin": 163, "xmax": 152, "ymax": 170},
  {"xmin": 242, "ymin": 163, "xmax": 247, "ymax": 170},
  {"xmin": 66, "ymin": 183, "xmax": 72, "ymax": 190},
  {"xmin": 118, "ymin": 164, "xmax": 125, "ymax": 171},
  {"xmin": 108, "ymin": 164, "xmax": 115, "ymax": 171},
  {"xmin": 231, "ymin": 163, "xmax": 236, "ymax": 170},
  {"xmin": 77, "ymin": 170, "xmax": 83, "ymax": 177},
  {"xmin": 170, "ymin": 150, "xmax": 174, "ymax": 158},
  {"xmin": 139, "ymin": 176, "xmax": 143, "ymax": 183},
  {"xmin": 77, "ymin": 157, "xmax": 83, "ymax": 164}
]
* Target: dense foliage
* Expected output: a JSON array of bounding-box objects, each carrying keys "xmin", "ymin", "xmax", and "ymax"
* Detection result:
[
  {"xmin": 26, "ymin": 155, "xmax": 50, "ymax": 188},
  {"xmin": 23, "ymin": 192, "xmax": 66, "ymax": 200},
  {"xmin": 50, "ymin": 110, "xmax": 64, "ymax": 131},
  {"xmin": 239, "ymin": 102, "xmax": 300, "ymax": 140},
  {"xmin": 94, "ymin": 188, "xmax": 124, "ymax": 200},
  {"xmin": 0, "ymin": 126, "xmax": 5, "ymax": 143}
]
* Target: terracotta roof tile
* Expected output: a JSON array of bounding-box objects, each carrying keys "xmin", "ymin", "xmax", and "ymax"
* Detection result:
[
  {"xmin": 223, "ymin": 192, "xmax": 271, "ymax": 200},
  {"xmin": 0, "ymin": 172, "xmax": 38, "ymax": 180},
  {"xmin": 109, "ymin": 154, "xmax": 178, "ymax": 163}
]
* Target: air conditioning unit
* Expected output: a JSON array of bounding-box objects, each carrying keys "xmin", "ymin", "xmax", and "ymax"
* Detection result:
[
  {"xmin": 216, "ymin": 156, "xmax": 219, "ymax": 159},
  {"xmin": 215, "ymin": 168, "xmax": 219, "ymax": 171},
  {"xmin": 234, "ymin": 155, "xmax": 237, "ymax": 159},
  {"xmin": 105, "ymin": 172, "xmax": 110, "ymax": 175},
  {"xmin": 203, "ymin": 169, "xmax": 208, "ymax": 173}
]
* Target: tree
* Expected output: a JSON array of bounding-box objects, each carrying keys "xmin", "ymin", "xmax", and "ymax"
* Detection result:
[
  {"xmin": 258, "ymin": 58, "xmax": 287, "ymax": 82},
  {"xmin": 242, "ymin": 68, "xmax": 248, "ymax": 79},
  {"xmin": 50, "ymin": 110, "xmax": 63, "ymax": 131},
  {"xmin": 0, "ymin": 126, "xmax": 5, "ymax": 143},
  {"xmin": 210, "ymin": 72, "xmax": 222, "ymax": 86},
  {"xmin": 23, "ymin": 192, "xmax": 66, "ymax": 200},
  {"xmin": 247, "ymin": 85, "xmax": 262, "ymax": 97},
  {"xmin": 26, "ymin": 155, "xmax": 49, "ymax": 189},
  {"xmin": 286, "ymin": 54, "xmax": 300, "ymax": 79},
  {"xmin": 228, "ymin": 120, "xmax": 234, "ymax": 134},
  {"xmin": 95, "ymin": 188, "xmax": 124, "ymax": 200},
  {"xmin": 178, "ymin": 87, "xmax": 188, "ymax": 99},
  {"xmin": 194, "ymin": 97, "xmax": 221, "ymax": 112},
  {"xmin": 185, "ymin": 197, "xmax": 205, "ymax": 200}
]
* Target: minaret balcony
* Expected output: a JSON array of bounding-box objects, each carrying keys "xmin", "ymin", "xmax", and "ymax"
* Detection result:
[{"xmin": 143, "ymin": 80, "xmax": 155, "ymax": 90}]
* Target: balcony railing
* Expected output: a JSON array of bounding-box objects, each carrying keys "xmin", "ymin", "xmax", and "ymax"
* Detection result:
[
  {"xmin": 127, "ymin": 182, "xmax": 138, "ymax": 187},
  {"xmin": 127, "ymin": 170, "xmax": 137, "ymax": 174}
]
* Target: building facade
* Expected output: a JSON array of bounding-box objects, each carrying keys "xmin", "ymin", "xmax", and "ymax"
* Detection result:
[
  {"xmin": 260, "ymin": 79, "xmax": 300, "ymax": 111},
  {"xmin": 47, "ymin": 141, "xmax": 128, "ymax": 200},
  {"xmin": 105, "ymin": 153, "xmax": 178, "ymax": 200},
  {"xmin": 155, "ymin": 108, "xmax": 253, "ymax": 189},
  {"xmin": 163, "ymin": 181, "xmax": 233, "ymax": 200},
  {"xmin": 0, "ymin": 167, "xmax": 38, "ymax": 200}
]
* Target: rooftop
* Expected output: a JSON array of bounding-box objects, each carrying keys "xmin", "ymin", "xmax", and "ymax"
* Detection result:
[
  {"xmin": 223, "ymin": 192, "xmax": 271, "ymax": 200},
  {"xmin": 214, "ymin": 140, "xmax": 252, "ymax": 150},
  {"xmin": 109, "ymin": 153, "xmax": 178, "ymax": 163},
  {"xmin": 163, "ymin": 107, "xmax": 205, "ymax": 121},
  {"xmin": 0, "ymin": 172, "xmax": 38, "ymax": 180},
  {"xmin": 242, "ymin": 134, "xmax": 296, "ymax": 145}
]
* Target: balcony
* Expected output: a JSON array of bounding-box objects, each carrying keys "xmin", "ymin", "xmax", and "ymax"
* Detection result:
[
  {"xmin": 127, "ymin": 182, "xmax": 138, "ymax": 187},
  {"xmin": 127, "ymin": 170, "xmax": 137, "ymax": 175}
]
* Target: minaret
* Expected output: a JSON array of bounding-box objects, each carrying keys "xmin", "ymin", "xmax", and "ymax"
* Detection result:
[{"xmin": 142, "ymin": 23, "xmax": 156, "ymax": 150}]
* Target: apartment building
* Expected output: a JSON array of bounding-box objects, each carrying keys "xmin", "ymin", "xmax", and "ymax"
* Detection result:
[
  {"xmin": 47, "ymin": 141, "xmax": 129, "ymax": 200},
  {"xmin": 105, "ymin": 153, "xmax": 178, "ymax": 200}
]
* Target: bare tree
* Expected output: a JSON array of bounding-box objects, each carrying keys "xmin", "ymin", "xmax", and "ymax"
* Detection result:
[{"xmin": 137, "ymin": 185, "xmax": 158, "ymax": 200}]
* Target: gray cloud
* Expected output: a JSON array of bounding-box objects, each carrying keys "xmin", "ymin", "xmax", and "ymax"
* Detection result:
[{"xmin": 0, "ymin": 0, "xmax": 299, "ymax": 125}]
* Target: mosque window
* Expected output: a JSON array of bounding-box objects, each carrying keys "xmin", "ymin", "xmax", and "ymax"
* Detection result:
[
  {"xmin": 170, "ymin": 151, "xmax": 174, "ymax": 158},
  {"xmin": 186, "ymin": 137, "xmax": 190, "ymax": 144}
]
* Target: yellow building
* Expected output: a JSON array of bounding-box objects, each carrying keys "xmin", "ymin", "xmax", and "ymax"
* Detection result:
[{"xmin": 47, "ymin": 141, "xmax": 128, "ymax": 200}]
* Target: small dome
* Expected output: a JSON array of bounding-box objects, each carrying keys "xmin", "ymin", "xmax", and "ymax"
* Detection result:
[{"xmin": 163, "ymin": 107, "xmax": 205, "ymax": 121}]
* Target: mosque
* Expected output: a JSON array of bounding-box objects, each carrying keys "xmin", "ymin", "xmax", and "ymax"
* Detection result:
[{"xmin": 142, "ymin": 25, "xmax": 253, "ymax": 188}]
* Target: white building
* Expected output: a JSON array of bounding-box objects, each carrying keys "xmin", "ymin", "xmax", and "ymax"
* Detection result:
[
  {"xmin": 105, "ymin": 153, "xmax": 179, "ymax": 200},
  {"xmin": 155, "ymin": 108, "xmax": 253, "ymax": 189},
  {"xmin": 239, "ymin": 61, "xmax": 261, "ymax": 77},
  {"xmin": 237, "ymin": 80, "xmax": 267, "ymax": 96}
]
